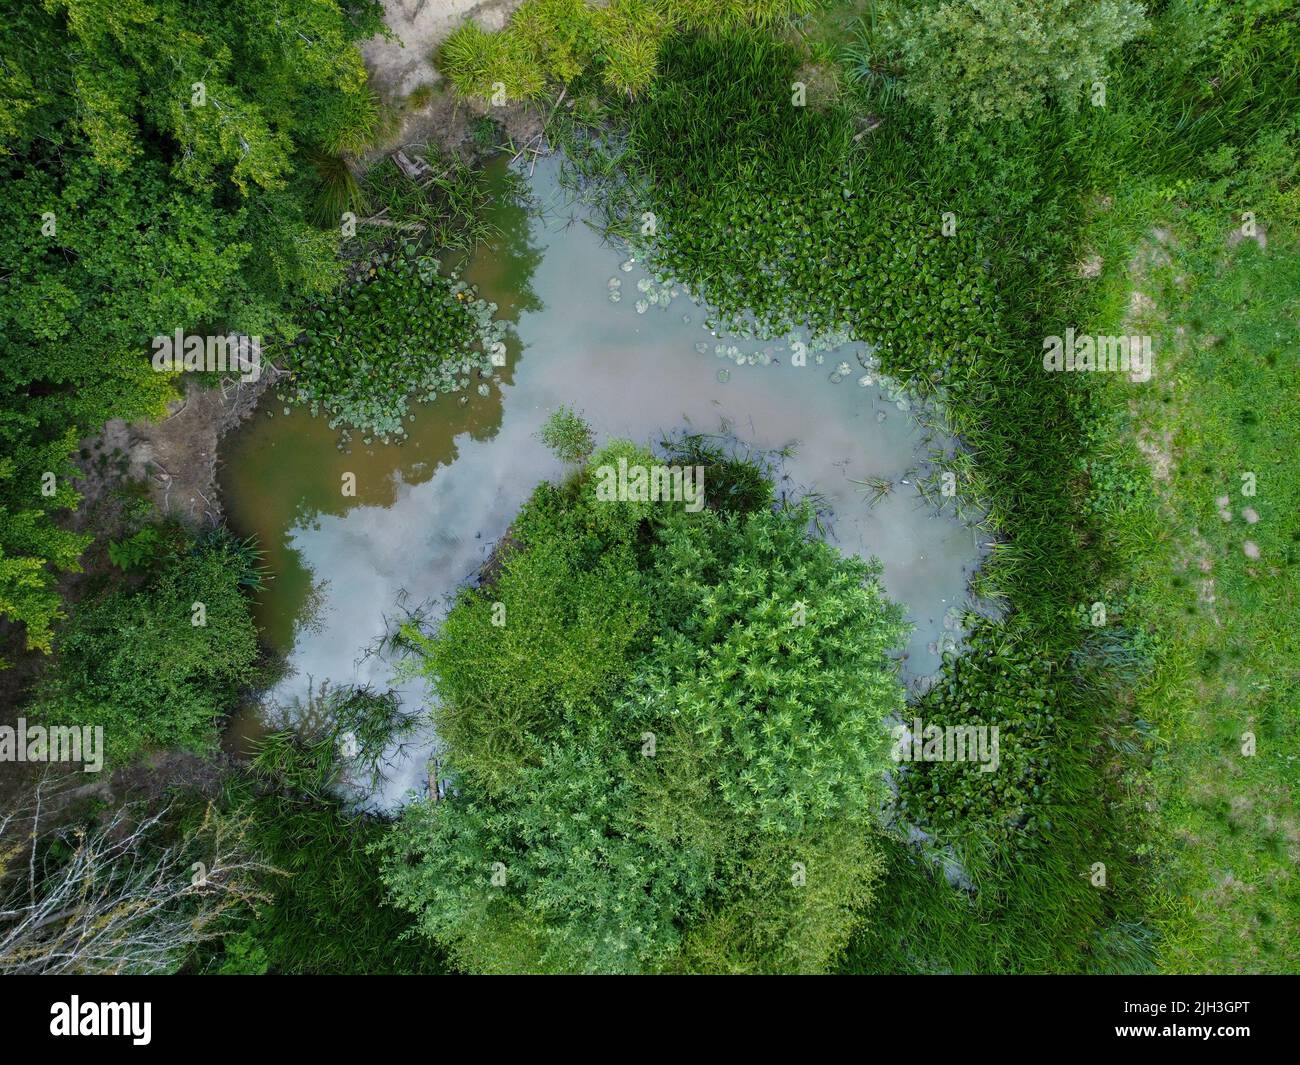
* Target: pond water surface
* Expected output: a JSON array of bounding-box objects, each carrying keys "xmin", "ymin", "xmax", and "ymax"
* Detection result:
[{"xmin": 219, "ymin": 156, "xmax": 984, "ymax": 809}]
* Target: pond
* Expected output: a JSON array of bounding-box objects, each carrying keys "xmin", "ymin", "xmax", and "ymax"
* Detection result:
[{"xmin": 219, "ymin": 155, "xmax": 985, "ymax": 809}]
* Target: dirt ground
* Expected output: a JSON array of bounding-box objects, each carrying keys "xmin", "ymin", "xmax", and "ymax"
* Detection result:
[
  {"xmin": 76, "ymin": 371, "xmax": 278, "ymax": 531},
  {"xmin": 362, "ymin": 0, "xmax": 540, "ymax": 160},
  {"xmin": 361, "ymin": 0, "xmax": 523, "ymax": 101}
]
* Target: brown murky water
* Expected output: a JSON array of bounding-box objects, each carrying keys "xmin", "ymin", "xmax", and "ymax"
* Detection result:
[{"xmin": 219, "ymin": 156, "xmax": 984, "ymax": 807}]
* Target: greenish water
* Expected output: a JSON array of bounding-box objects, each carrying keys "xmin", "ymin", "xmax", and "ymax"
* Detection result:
[{"xmin": 219, "ymin": 156, "xmax": 984, "ymax": 808}]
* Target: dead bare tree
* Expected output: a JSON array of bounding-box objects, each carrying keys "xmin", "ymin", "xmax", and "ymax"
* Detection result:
[{"xmin": 0, "ymin": 773, "xmax": 277, "ymax": 974}]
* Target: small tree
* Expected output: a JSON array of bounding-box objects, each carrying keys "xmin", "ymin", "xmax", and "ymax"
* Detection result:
[{"xmin": 539, "ymin": 406, "xmax": 596, "ymax": 465}]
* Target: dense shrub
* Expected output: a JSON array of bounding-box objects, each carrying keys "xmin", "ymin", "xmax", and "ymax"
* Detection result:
[
  {"xmin": 623, "ymin": 505, "xmax": 907, "ymax": 833},
  {"xmin": 379, "ymin": 440, "xmax": 907, "ymax": 972},
  {"xmin": 670, "ymin": 813, "xmax": 885, "ymax": 974},
  {"xmin": 381, "ymin": 742, "xmax": 712, "ymax": 974},
  {"xmin": 31, "ymin": 528, "xmax": 262, "ymax": 765},
  {"xmin": 874, "ymin": 0, "xmax": 1147, "ymax": 127},
  {"xmin": 409, "ymin": 502, "xmax": 650, "ymax": 791},
  {"xmin": 0, "ymin": 0, "xmax": 382, "ymax": 655}
]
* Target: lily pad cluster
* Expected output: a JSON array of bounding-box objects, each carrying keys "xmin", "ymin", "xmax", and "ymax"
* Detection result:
[{"xmin": 281, "ymin": 248, "xmax": 506, "ymax": 443}]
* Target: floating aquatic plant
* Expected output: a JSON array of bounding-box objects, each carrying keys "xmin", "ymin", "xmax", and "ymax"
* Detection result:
[{"xmin": 281, "ymin": 248, "xmax": 506, "ymax": 441}]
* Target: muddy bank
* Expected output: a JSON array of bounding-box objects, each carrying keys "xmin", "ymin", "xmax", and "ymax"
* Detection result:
[{"xmin": 75, "ymin": 370, "xmax": 279, "ymax": 531}]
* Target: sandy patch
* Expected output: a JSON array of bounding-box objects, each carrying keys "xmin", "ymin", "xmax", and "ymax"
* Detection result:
[
  {"xmin": 361, "ymin": 0, "xmax": 523, "ymax": 100},
  {"xmin": 360, "ymin": 0, "xmax": 543, "ymax": 160},
  {"xmin": 1227, "ymin": 224, "xmax": 1267, "ymax": 251}
]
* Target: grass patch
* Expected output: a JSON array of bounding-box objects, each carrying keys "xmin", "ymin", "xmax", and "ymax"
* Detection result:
[{"xmin": 1104, "ymin": 225, "xmax": 1300, "ymax": 972}]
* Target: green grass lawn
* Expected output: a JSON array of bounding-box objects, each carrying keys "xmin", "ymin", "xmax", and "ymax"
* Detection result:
[{"xmin": 1105, "ymin": 222, "xmax": 1300, "ymax": 972}]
